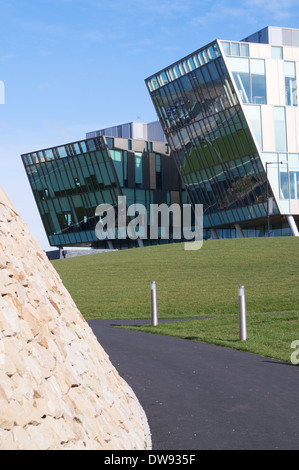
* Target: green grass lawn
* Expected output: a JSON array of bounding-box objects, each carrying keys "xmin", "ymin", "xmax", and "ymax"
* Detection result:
[
  {"xmin": 52, "ymin": 237, "xmax": 299, "ymax": 362},
  {"xmin": 53, "ymin": 237, "xmax": 299, "ymax": 320}
]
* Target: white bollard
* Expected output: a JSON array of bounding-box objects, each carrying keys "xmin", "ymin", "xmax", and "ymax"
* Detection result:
[
  {"xmin": 238, "ymin": 286, "xmax": 247, "ymax": 341},
  {"xmin": 151, "ymin": 281, "xmax": 158, "ymax": 326}
]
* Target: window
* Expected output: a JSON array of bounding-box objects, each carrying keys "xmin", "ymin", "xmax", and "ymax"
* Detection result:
[
  {"xmin": 123, "ymin": 152, "xmax": 128, "ymax": 187},
  {"xmin": 280, "ymin": 166, "xmax": 290, "ymax": 199},
  {"xmin": 57, "ymin": 146, "xmax": 68, "ymax": 158},
  {"xmin": 227, "ymin": 58, "xmax": 266, "ymax": 104},
  {"xmin": 128, "ymin": 139, "xmax": 132, "ymax": 150},
  {"xmin": 155, "ymin": 154, "xmax": 162, "ymax": 189},
  {"xmin": 221, "ymin": 42, "xmax": 249, "ymax": 57},
  {"xmin": 85, "ymin": 174, "xmax": 98, "ymax": 191},
  {"xmin": 221, "ymin": 42, "xmax": 230, "ymax": 56},
  {"xmin": 285, "ymin": 61, "xmax": 297, "ymax": 106},
  {"xmin": 74, "ymin": 143, "xmax": 81, "ymax": 155},
  {"xmin": 45, "ymin": 149, "xmax": 54, "ymax": 161},
  {"xmin": 251, "ymin": 59, "xmax": 267, "ymax": 104},
  {"xmin": 135, "ymin": 152, "xmax": 143, "ymax": 187},
  {"xmin": 110, "ymin": 149, "xmax": 123, "ymax": 186},
  {"xmin": 272, "ymin": 46, "xmax": 283, "ymax": 60},
  {"xmin": 231, "ymin": 42, "xmax": 240, "ymax": 56},
  {"xmin": 289, "ymin": 154, "xmax": 299, "ymax": 199},
  {"xmin": 145, "ymin": 141, "xmax": 153, "ymax": 152},
  {"xmin": 274, "ymin": 107, "xmax": 287, "ymax": 152},
  {"xmin": 227, "ymin": 57, "xmax": 250, "ymax": 103},
  {"xmin": 105, "ymin": 137, "xmax": 114, "ymax": 149},
  {"xmin": 240, "ymin": 44, "xmax": 249, "ymax": 57},
  {"xmin": 289, "ymin": 170, "xmax": 299, "ymax": 199},
  {"xmin": 244, "ymin": 105, "xmax": 262, "ymax": 150}
]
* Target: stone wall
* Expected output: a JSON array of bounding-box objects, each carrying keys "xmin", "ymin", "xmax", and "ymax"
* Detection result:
[{"xmin": 0, "ymin": 187, "xmax": 150, "ymax": 450}]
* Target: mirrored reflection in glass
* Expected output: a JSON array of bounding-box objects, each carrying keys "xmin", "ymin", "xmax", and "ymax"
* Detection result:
[
  {"xmin": 244, "ymin": 105, "xmax": 262, "ymax": 150},
  {"xmin": 149, "ymin": 48, "xmax": 272, "ymax": 227},
  {"xmin": 135, "ymin": 152, "xmax": 143, "ymax": 187},
  {"xmin": 22, "ymin": 138, "xmax": 120, "ymax": 241},
  {"xmin": 251, "ymin": 59, "xmax": 267, "ymax": 104},
  {"xmin": 274, "ymin": 107, "xmax": 287, "ymax": 152},
  {"xmin": 227, "ymin": 57, "xmax": 250, "ymax": 103},
  {"xmin": 285, "ymin": 61, "xmax": 297, "ymax": 106},
  {"xmin": 227, "ymin": 58, "xmax": 266, "ymax": 104}
]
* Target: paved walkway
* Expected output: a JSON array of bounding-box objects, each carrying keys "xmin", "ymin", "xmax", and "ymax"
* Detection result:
[{"xmin": 89, "ymin": 320, "xmax": 299, "ymax": 450}]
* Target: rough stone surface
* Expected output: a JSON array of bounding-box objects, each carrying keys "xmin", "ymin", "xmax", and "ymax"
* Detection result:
[{"xmin": 0, "ymin": 187, "xmax": 150, "ymax": 450}]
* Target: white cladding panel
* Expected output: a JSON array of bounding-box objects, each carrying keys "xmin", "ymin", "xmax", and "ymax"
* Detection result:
[{"xmin": 265, "ymin": 59, "xmax": 285, "ymax": 106}]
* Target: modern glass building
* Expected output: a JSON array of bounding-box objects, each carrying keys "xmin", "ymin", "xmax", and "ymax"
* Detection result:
[
  {"xmin": 146, "ymin": 26, "xmax": 299, "ymax": 238},
  {"xmin": 21, "ymin": 124, "xmax": 185, "ymax": 249}
]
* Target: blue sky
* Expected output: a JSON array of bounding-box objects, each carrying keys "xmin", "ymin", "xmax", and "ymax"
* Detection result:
[{"xmin": 1, "ymin": 0, "xmax": 299, "ymax": 250}]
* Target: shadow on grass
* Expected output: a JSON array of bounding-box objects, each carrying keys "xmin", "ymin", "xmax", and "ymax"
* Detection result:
[{"xmin": 184, "ymin": 335, "xmax": 242, "ymax": 343}]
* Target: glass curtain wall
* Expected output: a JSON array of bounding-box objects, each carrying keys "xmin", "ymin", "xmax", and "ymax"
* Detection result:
[
  {"xmin": 22, "ymin": 137, "xmax": 184, "ymax": 247},
  {"xmin": 22, "ymin": 137, "xmax": 121, "ymax": 247},
  {"xmin": 146, "ymin": 41, "xmax": 278, "ymax": 230}
]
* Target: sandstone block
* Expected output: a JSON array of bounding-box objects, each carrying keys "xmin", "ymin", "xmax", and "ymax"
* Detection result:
[{"xmin": 0, "ymin": 187, "xmax": 149, "ymax": 450}]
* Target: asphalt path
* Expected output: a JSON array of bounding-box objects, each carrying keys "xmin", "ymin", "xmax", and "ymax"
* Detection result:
[{"xmin": 89, "ymin": 320, "xmax": 299, "ymax": 450}]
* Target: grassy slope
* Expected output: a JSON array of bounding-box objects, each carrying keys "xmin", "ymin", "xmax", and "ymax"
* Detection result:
[{"xmin": 52, "ymin": 237, "xmax": 299, "ymax": 321}]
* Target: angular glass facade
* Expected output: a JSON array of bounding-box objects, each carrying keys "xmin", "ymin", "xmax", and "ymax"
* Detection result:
[
  {"xmin": 22, "ymin": 137, "xmax": 120, "ymax": 248},
  {"xmin": 22, "ymin": 134, "xmax": 184, "ymax": 248},
  {"xmin": 146, "ymin": 29, "xmax": 299, "ymax": 238},
  {"xmin": 146, "ymin": 41, "xmax": 277, "ymax": 236},
  {"xmin": 22, "ymin": 27, "xmax": 299, "ymax": 248}
]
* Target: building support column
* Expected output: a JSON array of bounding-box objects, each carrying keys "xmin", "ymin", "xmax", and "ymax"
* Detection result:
[
  {"xmin": 211, "ymin": 228, "xmax": 219, "ymax": 240},
  {"xmin": 287, "ymin": 215, "xmax": 299, "ymax": 237},
  {"xmin": 235, "ymin": 224, "xmax": 245, "ymax": 238},
  {"xmin": 137, "ymin": 238, "xmax": 144, "ymax": 248},
  {"xmin": 107, "ymin": 240, "xmax": 114, "ymax": 250}
]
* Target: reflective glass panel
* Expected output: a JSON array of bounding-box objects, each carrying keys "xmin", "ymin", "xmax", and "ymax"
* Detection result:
[
  {"xmin": 251, "ymin": 59, "xmax": 266, "ymax": 104},
  {"xmin": 279, "ymin": 165, "xmax": 290, "ymax": 199},
  {"xmin": 135, "ymin": 152, "xmax": 143, "ymax": 186},
  {"xmin": 289, "ymin": 170, "xmax": 299, "ymax": 199},
  {"xmin": 240, "ymin": 44, "xmax": 249, "ymax": 57},
  {"xmin": 285, "ymin": 61, "xmax": 297, "ymax": 106},
  {"xmin": 274, "ymin": 107, "xmax": 287, "ymax": 152},
  {"xmin": 227, "ymin": 58, "xmax": 267, "ymax": 105},
  {"xmin": 45, "ymin": 149, "xmax": 54, "ymax": 161},
  {"xmin": 231, "ymin": 43, "xmax": 240, "ymax": 56},
  {"xmin": 272, "ymin": 46, "xmax": 283, "ymax": 59},
  {"xmin": 220, "ymin": 43, "xmax": 229, "ymax": 56},
  {"xmin": 57, "ymin": 146, "xmax": 68, "ymax": 158},
  {"xmin": 227, "ymin": 57, "xmax": 250, "ymax": 103},
  {"xmin": 110, "ymin": 149, "xmax": 123, "ymax": 186},
  {"xmin": 148, "ymin": 51, "xmax": 273, "ymax": 228}
]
